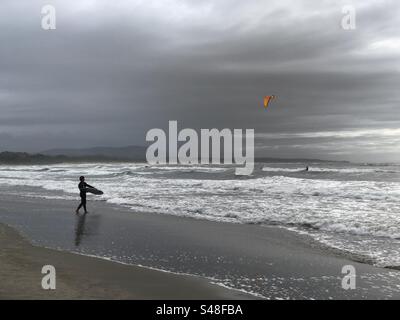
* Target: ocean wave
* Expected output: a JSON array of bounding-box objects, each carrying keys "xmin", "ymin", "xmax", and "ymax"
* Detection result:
[
  {"xmin": 262, "ymin": 166, "xmax": 395, "ymax": 174},
  {"xmin": 262, "ymin": 167, "xmax": 305, "ymax": 172},
  {"xmin": 150, "ymin": 165, "xmax": 230, "ymax": 172}
]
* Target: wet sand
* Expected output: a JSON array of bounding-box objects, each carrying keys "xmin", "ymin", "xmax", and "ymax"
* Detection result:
[
  {"xmin": 0, "ymin": 223, "xmax": 251, "ymax": 299},
  {"xmin": 0, "ymin": 192, "xmax": 400, "ymax": 299}
]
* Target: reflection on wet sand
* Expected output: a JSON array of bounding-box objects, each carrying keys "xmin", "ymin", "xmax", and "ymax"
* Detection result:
[
  {"xmin": 74, "ymin": 213, "xmax": 101, "ymax": 247},
  {"xmin": 74, "ymin": 213, "xmax": 87, "ymax": 246}
]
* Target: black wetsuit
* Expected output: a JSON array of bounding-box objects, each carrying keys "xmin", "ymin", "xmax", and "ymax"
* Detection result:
[{"xmin": 77, "ymin": 182, "xmax": 93, "ymax": 212}]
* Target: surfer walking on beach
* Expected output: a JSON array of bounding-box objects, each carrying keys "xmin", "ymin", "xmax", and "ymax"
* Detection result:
[{"xmin": 76, "ymin": 176, "xmax": 93, "ymax": 214}]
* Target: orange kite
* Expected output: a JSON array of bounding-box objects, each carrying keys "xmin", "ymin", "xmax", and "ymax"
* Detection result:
[{"xmin": 263, "ymin": 95, "xmax": 276, "ymax": 109}]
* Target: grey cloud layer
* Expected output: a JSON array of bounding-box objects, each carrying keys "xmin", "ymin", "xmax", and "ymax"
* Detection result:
[{"xmin": 0, "ymin": 0, "xmax": 399, "ymax": 161}]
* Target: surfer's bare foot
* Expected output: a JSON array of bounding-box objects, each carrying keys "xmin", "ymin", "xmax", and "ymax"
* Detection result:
[{"xmin": 75, "ymin": 210, "xmax": 79, "ymax": 214}]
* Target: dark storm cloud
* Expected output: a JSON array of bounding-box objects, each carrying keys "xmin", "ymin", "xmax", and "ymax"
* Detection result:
[{"xmin": 0, "ymin": 0, "xmax": 399, "ymax": 161}]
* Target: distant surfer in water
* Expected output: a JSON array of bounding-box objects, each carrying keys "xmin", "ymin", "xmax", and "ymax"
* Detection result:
[
  {"xmin": 305, "ymin": 166, "xmax": 309, "ymax": 172},
  {"xmin": 76, "ymin": 176, "xmax": 94, "ymax": 214}
]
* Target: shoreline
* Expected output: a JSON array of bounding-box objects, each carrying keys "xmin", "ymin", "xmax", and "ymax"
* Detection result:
[
  {"xmin": 0, "ymin": 222, "xmax": 252, "ymax": 300},
  {"xmin": 1, "ymin": 193, "xmax": 400, "ymax": 299}
]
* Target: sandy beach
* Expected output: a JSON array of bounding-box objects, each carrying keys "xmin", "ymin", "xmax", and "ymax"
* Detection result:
[{"xmin": 0, "ymin": 192, "xmax": 400, "ymax": 299}]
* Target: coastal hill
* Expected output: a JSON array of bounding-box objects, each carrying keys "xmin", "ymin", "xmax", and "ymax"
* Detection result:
[
  {"xmin": 41, "ymin": 145, "xmax": 147, "ymax": 161},
  {"xmin": 0, "ymin": 146, "xmax": 347, "ymax": 165},
  {"xmin": 0, "ymin": 146, "xmax": 147, "ymax": 164},
  {"xmin": 0, "ymin": 151, "xmax": 120, "ymax": 165},
  {"xmin": 42, "ymin": 146, "xmax": 346, "ymax": 164}
]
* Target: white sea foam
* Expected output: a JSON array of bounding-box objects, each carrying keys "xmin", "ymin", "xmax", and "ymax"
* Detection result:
[
  {"xmin": 262, "ymin": 166, "xmax": 393, "ymax": 174},
  {"xmin": 262, "ymin": 167, "xmax": 305, "ymax": 172}
]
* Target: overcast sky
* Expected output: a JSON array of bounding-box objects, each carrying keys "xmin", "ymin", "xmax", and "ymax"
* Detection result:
[{"xmin": 1, "ymin": 0, "xmax": 399, "ymax": 162}]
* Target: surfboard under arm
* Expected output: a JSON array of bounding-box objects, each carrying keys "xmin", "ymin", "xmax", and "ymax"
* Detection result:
[{"xmin": 86, "ymin": 187, "xmax": 104, "ymax": 195}]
